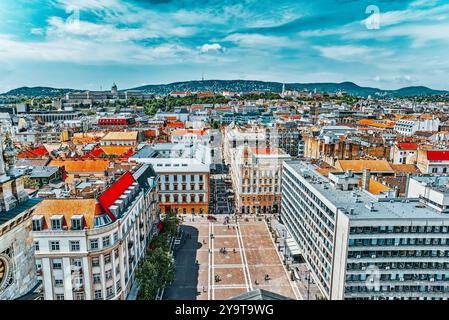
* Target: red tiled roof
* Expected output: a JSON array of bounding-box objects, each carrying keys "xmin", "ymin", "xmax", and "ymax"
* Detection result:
[
  {"xmin": 427, "ymin": 150, "xmax": 449, "ymax": 161},
  {"xmin": 98, "ymin": 172, "xmax": 136, "ymax": 221},
  {"xmin": 397, "ymin": 142, "xmax": 418, "ymax": 150},
  {"xmin": 18, "ymin": 145, "xmax": 49, "ymax": 159}
]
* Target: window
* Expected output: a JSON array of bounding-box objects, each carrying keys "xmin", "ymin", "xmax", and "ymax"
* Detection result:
[
  {"xmin": 71, "ymin": 217, "xmax": 83, "ymax": 230},
  {"xmin": 106, "ymin": 286, "xmax": 114, "ymax": 298},
  {"xmin": 90, "ymin": 239, "xmax": 99, "ymax": 250},
  {"xmin": 104, "ymin": 254, "xmax": 111, "ymax": 264},
  {"xmin": 74, "ymin": 293, "xmax": 84, "ymax": 300},
  {"xmin": 50, "ymin": 241, "xmax": 60, "ymax": 251},
  {"xmin": 102, "ymin": 236, "xmax": 111, "ymax": 248},
  {"xmin": 32, "ymin": 218, "xmax": 43, "ymax": 231},
  {"xmin": 72, "ymin": 259, "xmax": 82, "ymax": 268},
  {"xmin": 113, "ymin": 232, "xmax": 119, "ymax": 243},
  {"xmin": 53, "ymin": 260, "xmax": 62, "ymax": 269},
  {"xmin": 51, "ymin": 217, "xmax": 63, "ymax": 230},
  {"xmin": 55, "ymin": 294, "xmax": 65, "ymax": 301},
  {"xmin": 116, "ymin": 281, "xmax": 122, "ymax": 292},
  {"xmin": 105, "ymin": 270, "xmax": 113, "ymax": 280},
  {"xmin": 114, "ymin": 249, "xmax": 119, "ymax": 259},
  {"xmin": 70, "ymin": 241, "xmax": 80, "ymax": 252},
  {"xmin": 94, "ymin": 290, "xmax": 103, "ymax": 300},
  {"xmin": 55, "ymin": 279, "xmax": 64, "ymax": 287},
  {"xmin": 92, "ymin": 257, "xmax": 100, "ymax": 267},
  {"xmin": 34, "ymin": 241, "xmax": 40, "ymax": 252}
]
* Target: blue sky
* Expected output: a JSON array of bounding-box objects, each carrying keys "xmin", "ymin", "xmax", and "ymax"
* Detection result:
[{"xmin": 1, "ymin": 0, "xmax": 449, "ymax": 93}]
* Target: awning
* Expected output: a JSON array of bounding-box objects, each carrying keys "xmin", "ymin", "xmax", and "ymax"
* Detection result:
[{"xmin": 285, "ymin": 238, "xmax": 301, "ymax": 256}]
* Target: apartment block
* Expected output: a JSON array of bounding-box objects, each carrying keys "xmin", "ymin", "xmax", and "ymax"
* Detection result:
[{"xmin": 281, "ymin": 160, "xmax": 449, "ymax": 300}]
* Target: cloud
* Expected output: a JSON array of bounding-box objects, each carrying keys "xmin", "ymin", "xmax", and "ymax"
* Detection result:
[{"xmin": 199, "ymin": 43, "xmax": 223, "ymax": 53}]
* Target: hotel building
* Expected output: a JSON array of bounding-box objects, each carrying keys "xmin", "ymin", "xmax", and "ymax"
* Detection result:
[
  {"xmin": 281, "ymin": 160, "xmax": 449, "ymax": 300},
  {"xmin": 232, "ymin": 146, "xmax": 290, "ymax": 214}
]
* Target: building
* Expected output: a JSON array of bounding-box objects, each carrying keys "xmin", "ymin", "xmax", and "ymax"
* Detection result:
[
  {"xmin": 32, "ymin": 164, "xmax": 159, "ymax": 300},
  {"xmin": 100, "ymin": 131, "xmax": 140, "ymax": 146},
  {"xmin": 130, "ymin": 143, "xmax": 210, "ymax": 215},
  {"xmin": 0, "ymin": 134, "xmax": 42, "ymax": 300},
  {"xmin": 417, "ymin": 149, "xmax": 449, "ymax": 174},
  {"xmin": 391, "ymin": 143, "xmax": 418, "ymax": 165},
  {"xmin": 232, "ymin": 147, "xmax": 290, "ymax": 214},
  {"xmin": 98, "ymin": 116, "xmax": 136, "ymax": 127},
  {"xmin": 281, "ymin": 160, "xmax": 449, "ymax": 300}
]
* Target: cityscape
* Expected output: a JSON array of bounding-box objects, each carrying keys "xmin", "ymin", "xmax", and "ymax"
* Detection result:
[{"xmin": 1, "ymin": 0, "xmax": 449, "ymax": 309}]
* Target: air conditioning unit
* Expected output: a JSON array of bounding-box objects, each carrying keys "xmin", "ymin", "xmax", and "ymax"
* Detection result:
[
  {"xmin": 385, "ymin": 266, "xmax": 390, "ymax": 270},
  {"xmin": 356, "ymin": 255, "xmax": 361, "ymax": 259},
  {"xmin": 371, "ymin": 255, "xmax": 376, "ymax": 259},
  {"xmin": 362, "ymin": 266, "xmax": 366, "ymax": 271},
  {"xmin": 430, "ymin": 278, "xmax": 435, "ymax": 282}
]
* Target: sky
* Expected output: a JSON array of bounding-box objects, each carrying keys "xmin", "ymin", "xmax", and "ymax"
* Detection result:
[{"xmin": 0, "ymin": 0, "xmax": 449, "ymax": 93}]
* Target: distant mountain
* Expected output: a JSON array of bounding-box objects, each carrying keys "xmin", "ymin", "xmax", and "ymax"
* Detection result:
[
  {"xmin": 1, "ymin": 87, "xmax": 75, "ymax": 97},
  {"xmin": 130, "ymin": 80, "xmax": 448, "ymax": 97},
  {"xmin": 2, "ymin": 81, "xmax": 448, "ymax": 98}
]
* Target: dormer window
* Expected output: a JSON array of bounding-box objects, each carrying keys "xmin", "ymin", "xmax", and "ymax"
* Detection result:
[
  {"xmin": 32, "ymin": 216, "xmax": 44, "ymax": 231},
  {"xmin": 71, "ymin": 215, "xmax": 84, "ymax": 230},
  {"xmin": 51, "ymin": 215, "xmax": 64, "ymax": 230}
]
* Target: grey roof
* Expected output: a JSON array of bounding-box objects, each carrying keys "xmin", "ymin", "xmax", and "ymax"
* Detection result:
[
  {"xmin": 30, "ymin": 166, "xmax": 59, "ymax": 178},
  {"xmin": 228, "ymin": 289, "xmax": 292, "ymax": 300},
  {"xmin": 0, "ymin": 198, "xmax": 43, "ymax": 226},
  {"xmin": 285, "ymin": 161, "xmax": 449, "ymax": 221}
]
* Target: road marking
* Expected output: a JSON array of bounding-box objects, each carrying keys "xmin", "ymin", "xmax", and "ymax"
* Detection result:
[
  {"xmin": 236, "ymin": 222, "xmax": 253, "ymax": 292},
  {"xmin": 263, "ymin": 219, "xmax": 302, "ymax": 300},
  {"xmin": 208, "ymin": 222, "xmax": 211, "ymax": 300},
  {"xmin": 211, "ymin": 222, "xmax": 215, "ymax": 300}
]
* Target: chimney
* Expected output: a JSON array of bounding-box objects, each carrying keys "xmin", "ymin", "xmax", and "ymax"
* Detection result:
[{"xmin": 362, "ymin": 168, "xmax": 371, "ymax": 191}]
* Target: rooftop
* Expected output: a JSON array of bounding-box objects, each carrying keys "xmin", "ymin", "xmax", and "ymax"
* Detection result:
[
  {"xmin": 0, "ymin": 198, "xmax": 44, "ymax": 226},
  {"xmin": 101, "ymin": 131, "xmax": 138, "ymax": 141},
  {"xmin": 285, "ymin": 161, "xmax": 447, "ymax": 221}
]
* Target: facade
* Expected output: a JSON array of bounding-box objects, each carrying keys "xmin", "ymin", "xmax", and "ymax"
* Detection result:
[
  {"xmin": 0, "ymin": 135, "xmax": 41, "ymax": 300},
  {"xmin": 130, "ymin": 143, "xmax": 210, "ymax": 215},
  {"xmin": 281, "ymin": 160, "xmax": 449, "ymax": 300},
  {"xmin": 394, "ymin": 119, "xmax": 440, "ymax": 136},
  {"xmin": 391, "ymin": 143, "xmax": 418, "ymax": 165},
  {"xmin": 32, "ymin": 164, "xmax": 159, "ymax": 300},
  {"xmin": 417, "ymin": 150, "xmax": 449, "ymax": 174},
  {"xmin": 233, "ymin": 147, "xmax": 290, "ymax": 214}
]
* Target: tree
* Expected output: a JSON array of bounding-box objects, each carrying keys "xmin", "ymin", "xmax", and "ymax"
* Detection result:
[
  {"xmin": 211, "ymin": 119, "xmax": 221, "ymax": 129},
  {"xmin": 136, "ymin": 247, "xmax": 175, "ymax": 300}
]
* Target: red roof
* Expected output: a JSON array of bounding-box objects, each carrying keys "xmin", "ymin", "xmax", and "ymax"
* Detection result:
[
  {"xmin": 98, "ymin": 172, "xmax": 136, "ymax": 220},
  {"xmin": 18, "ymin": 145, "xmax": 49, "ymax": 159},
  {"xmin": 427, "ymin": 150, "xmax": 449, "ymax": 161},
  {"xmin": 397, "ymin": 143, "xmax": 418, "ymax": 150}
]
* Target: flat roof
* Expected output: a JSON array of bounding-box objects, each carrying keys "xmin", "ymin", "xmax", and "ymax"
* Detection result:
[{"xmin": 284, "ymin": 161, "xmax": 448, "ymax": 221}]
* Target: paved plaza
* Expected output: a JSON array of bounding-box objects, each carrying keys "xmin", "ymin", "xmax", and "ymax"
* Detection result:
[{"xmin": 163, "ymin": 217, "xmax": 301, "ymax": 300}]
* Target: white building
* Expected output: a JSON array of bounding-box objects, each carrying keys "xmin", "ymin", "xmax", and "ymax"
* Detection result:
[
  {"xmin": 32, "ymin": 165, "xmax": 159, "ymax": 300},
  {"xmin": 391, "ymin": 143, "xmax": 418, "ymax": 165},
  {"xmin": 129, "ymin": 143, "xmax": 210, "ymax": 215},
  {"xmin": 281, "ymin": 161, "xmax": 449, "ymax": 300},
  {"xmin": 417, "ymin": 149, "xmax": 449, "ymax": 174},
  {"xmin": 394, "ymin": 119, "xmax": 440, "ymax": 136}
]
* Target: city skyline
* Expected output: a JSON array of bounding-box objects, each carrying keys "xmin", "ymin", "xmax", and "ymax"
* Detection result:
[{"xmin": 1, "ymin": 0, "xmax": 449, "ymax": 93}]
